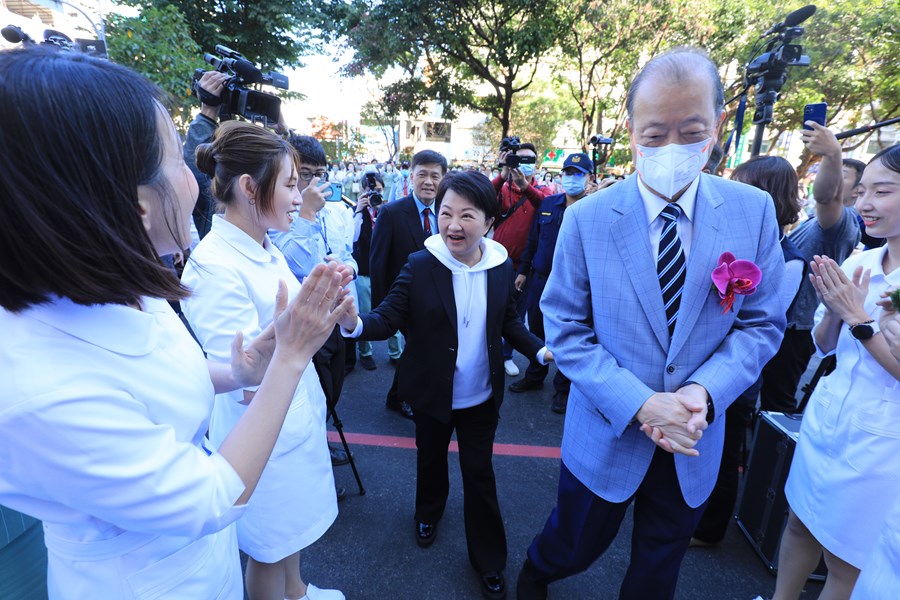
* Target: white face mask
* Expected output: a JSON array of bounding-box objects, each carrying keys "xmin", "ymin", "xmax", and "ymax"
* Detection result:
[{"xmin": 634, "ymin": 137, "xmax": 713, "ymax": 199}]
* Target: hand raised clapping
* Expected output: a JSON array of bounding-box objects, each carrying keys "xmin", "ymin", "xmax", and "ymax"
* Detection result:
[{"xmin": 809, "ymin": 255, "xmax": 870, "ymax": 324}]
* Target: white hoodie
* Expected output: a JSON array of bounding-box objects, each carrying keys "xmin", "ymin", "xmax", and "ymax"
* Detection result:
[{"xmin": 425, "ymin": 234, "xmax": 507, "ymax": 410}]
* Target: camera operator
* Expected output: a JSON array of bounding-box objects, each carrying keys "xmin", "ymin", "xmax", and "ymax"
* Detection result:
[
  {"xmin": 491, "ymin": 140, "xmax": 554, "ymax": 377},
  {"xmin": 183, "ymin": 70, "xmax": 228, "ymax": 239},
  {"xmin": 350, "ymin": 172, "xmax": 385, "ymax": 372}
]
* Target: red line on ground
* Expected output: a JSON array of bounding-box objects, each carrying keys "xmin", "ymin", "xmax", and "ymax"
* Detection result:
[{"xmin": 327, "ymin": 431, "xmax": 561, "ymax": 459}]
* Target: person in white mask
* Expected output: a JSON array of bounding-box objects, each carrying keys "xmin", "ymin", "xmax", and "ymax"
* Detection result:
[
  {"xmin": 510, "ymin": 152, "xmax": 608, "ymax": 413},
  {"xmin": 340, "ymin": 171, "xmax": 551, "ymax": 600},
  {"xmin": 516, "ymin": 47, "xmax": 786, "ymax": 600}
]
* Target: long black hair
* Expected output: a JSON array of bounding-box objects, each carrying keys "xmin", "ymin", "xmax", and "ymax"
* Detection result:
[{"xmin": 0, "ymin": 48, "xmax": 188, "ymax": 312}]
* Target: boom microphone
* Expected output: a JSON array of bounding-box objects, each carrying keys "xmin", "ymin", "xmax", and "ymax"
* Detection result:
[
  {"xmin": 762, "ymin": 4, "xmax": 817, "ymax": 36},
  {"xmin": 835, "ymin": 117, "xmax": 900, "ymax": 140},
  {"xmin": 2, "ymin": 25, "xmax": 33, "ymax": 44},
  {"xmin": 784, "ymin": 4, "xmax": 816, "ymax": 27},
  {"xmin": 230, "ymin": 58, "xmax": 264, "ymax": 84}
]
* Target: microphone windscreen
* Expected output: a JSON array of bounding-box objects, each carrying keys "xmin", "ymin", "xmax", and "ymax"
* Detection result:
[
  {"xmin": 2, "ymin": 25, "xmax": 24, "ymax": 43},
  {"xmin": 784, "ymin": 4, "xmax": 816, "ymax": 27},
  {"xmin": 232, "ymin": 59, "xmax": 263, "ymax": 84}
]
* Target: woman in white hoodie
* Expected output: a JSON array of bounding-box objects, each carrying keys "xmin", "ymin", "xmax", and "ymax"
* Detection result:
[{"xmin": 341, "ymin": 171, "xmax": 552, "ymax": 600}]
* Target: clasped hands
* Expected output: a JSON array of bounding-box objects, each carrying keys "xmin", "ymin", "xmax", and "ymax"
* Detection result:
[
  {"xmin": 637, "ymin": 383, "xmax": 709, "ymax": 457},
  {"xmin": 231, "ymin": 263, "xmax": 354, "ymax": 387}
]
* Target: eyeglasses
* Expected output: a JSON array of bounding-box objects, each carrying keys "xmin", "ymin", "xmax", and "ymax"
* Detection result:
[{"xmin": 298, "ymin": 169, "xmax": 328, "ymax": 182}]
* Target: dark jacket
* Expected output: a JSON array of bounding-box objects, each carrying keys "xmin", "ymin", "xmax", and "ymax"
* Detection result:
[
  {"xmin": 183, "ymin": 113, "xmax": 218, "ymax": 239},
  {"xmin": 352, "ymin": 208, "xmax": 375, "ymax": 277},
  {"xmin": 369, "ymin": 195, "xmax": 427, "ymax": 307},
  {"xmin": 358, "ymin": 250, "xmax": 544, "ymax": 424},
  {"xmin": 518, "ymin": 192, "xmax": 567, "ymax": 279}
]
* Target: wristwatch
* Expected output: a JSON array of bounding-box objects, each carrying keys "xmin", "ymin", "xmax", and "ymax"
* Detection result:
[{"xmin": 849, "ymin": 319, "xmax": 880, "ymax": 341}]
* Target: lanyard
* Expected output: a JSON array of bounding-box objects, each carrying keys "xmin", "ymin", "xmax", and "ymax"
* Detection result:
[{"xmin": 319, "ymin": 214, "xmax": 333, "ymax": 256}]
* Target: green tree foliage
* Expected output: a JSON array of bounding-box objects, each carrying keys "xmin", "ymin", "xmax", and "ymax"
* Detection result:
[
  {"xmin": 339, "ymin": 0, "xmax": 572, "ymax": 138},
  {"xmin": 106, "ymin": 4, "xmax": 204, "ymax": 129},
  {"xmin": 741, "ymin": 0, "xmax": 900, "ymax": 174},
  {"xmin": 360, "ymin": 86, "xmax": 412, "ymax": 160},
  {"xmin": 123, "ymin": 0, "xmax": 326, "ymax": 70}
]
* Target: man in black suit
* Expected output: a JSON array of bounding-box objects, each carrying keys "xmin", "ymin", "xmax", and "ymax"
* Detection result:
[{"xmin": 369, "ymin": 149, "xmax": 448, "ymax": 418}]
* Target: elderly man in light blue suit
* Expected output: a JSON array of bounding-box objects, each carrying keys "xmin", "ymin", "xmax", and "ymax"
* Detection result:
[{"xmin": 517, "ymin": 48, "xmax": 786, "ymax": 600}]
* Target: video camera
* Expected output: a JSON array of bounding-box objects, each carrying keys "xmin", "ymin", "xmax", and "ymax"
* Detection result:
[
  {"xmin": 1, "ymin": 25, "xmax": 107, "ymax": 57},
  {"xmin": 498, "ymin": 136, "xmax": 536, "ymax": 169},
  {"xmin": 192, "ymin": 45, "xmax": 289, "ymax": 126},
  {"xmin": 743, "ymin": 5, "xmax": 814, "ymax": 155},
  {"xmin": 363, "ymin": 172, "xmax": 383, "ymax": 207}
]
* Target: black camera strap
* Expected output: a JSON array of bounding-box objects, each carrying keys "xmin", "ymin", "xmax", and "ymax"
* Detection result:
[
  {"xmin": 496, "ymin": 185, "xmax": 530, "ymax": 228},
  {"xmin": 196, "ymin": 84, "xmax": 223, "ymax": 106}
]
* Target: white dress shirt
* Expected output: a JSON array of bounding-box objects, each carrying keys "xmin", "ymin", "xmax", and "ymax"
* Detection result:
[{"xmin": 638, "ymin": 175, "xmax": 699, "ymax": 261}]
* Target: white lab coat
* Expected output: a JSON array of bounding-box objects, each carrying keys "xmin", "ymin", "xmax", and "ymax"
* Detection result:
[
  {"xmin": 786, "ymin": 246, "xmax": 900, "ymax": 568},
  {"xmin": 182, "ymin": 216, "xmax": 337, "ymax": 562},
  {"xmin": 0, "ymin": 296, "xmax": 246, "ymax": 599},
  {"xmin": 851, "ymin": 496, "xmax": 900, "ymax": 599}
]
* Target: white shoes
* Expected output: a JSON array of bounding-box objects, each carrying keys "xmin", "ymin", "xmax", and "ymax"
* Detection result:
[
  {"xmin": 295, "ymin": 583, "xmax": 345, "ymax": 600},
  {"xmin": 504, "ymin": 359, "xmax": 520, "ymax": 377}
]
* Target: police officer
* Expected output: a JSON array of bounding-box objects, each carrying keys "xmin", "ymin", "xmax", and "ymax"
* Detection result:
[{"xmin": 509, "ymin": 153, "xmax": 613, "ymax": 413}]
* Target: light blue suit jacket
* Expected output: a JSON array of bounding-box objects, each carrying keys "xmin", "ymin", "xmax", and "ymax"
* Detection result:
[{"xmin": 541, "ymin": 174, "xmax": 786, "ymax": 508}]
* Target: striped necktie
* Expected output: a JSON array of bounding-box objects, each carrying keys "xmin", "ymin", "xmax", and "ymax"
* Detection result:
[
  {"xmin": 422, "ymin": 207, "xmax": 432, "ymax": 236},
  {"xmin": 657, "ymin": 203, "xmax": 686, "ymax": 336}
]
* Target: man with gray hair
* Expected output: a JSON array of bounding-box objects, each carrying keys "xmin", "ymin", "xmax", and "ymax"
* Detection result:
[{"xmin": 516, "ymin": 47, "xmax": 786, "ymax": 599}]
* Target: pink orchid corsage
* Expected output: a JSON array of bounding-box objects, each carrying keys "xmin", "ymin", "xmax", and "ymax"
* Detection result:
[{"xmin": 711, "ymin": 252, "xmax": 762, "ymax": 314}]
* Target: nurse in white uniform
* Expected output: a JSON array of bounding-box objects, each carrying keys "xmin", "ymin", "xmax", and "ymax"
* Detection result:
[
  {"xmin": 776, "ymin": 145, "xmax": 900, "ymax": 600},
  {"xmin": 181, "ymin": 122, "xmax": 346, "ymax": 600},
  {"xmin": 0, "ymin": 51, "xmax": 349, "ymax": 599},
  {"xmin": 851, "ymin": 304, "xmax": 900, "ymax": 600}
]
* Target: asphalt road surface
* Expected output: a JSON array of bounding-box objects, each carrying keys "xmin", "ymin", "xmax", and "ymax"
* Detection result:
[{"xmin": 283, "ymin": 342, "xmax": 825, "ymax": 600}]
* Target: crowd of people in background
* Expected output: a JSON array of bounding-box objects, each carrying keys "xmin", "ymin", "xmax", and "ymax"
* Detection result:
[{"xmin": 1, "ymin": 42, "xmax": 899, "ymax": 600}]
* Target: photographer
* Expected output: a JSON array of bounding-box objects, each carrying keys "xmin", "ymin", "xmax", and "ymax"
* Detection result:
[
  {"xmin": 351, "ymin": 171, "xmax": 385, "ymax": 371},
  {"xmin": 183, "ymin": 70, "xmax": 229, "ymax": 239},
  {"xmin": 491, "ymin": 139, "xmax": 554, "ymax": 377},
  {"xmin": 269, "ymin": 135, "xmax": 359, "ymax": 481}
]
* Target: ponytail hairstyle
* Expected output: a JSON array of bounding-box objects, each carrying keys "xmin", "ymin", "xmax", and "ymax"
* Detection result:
[{"xmin": 195, "ymin": 121, "xmax": 296, "ymax": 217}]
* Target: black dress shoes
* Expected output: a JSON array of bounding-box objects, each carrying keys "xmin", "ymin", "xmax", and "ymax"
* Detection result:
[
  {"xmin": 415, "ymin": 521, "xmax": 437, "ymax": 547},
  {"xmin": 480, "ymin": 570, "xmax": 507, "ymax": 599},
  {"xmin": 508, "ymin": 378, "xmax": 544, "ymax": 393},
  {"xmin": 516, "ymin": 558, "xmax": 548, "ymax": 600},
  {"xmin": 386, "ymin": 400, "xmax": 414, "ymax": 419},
  {"xmin": 550, "ymin": 391, "xmax": 569, "ymax": 414}
]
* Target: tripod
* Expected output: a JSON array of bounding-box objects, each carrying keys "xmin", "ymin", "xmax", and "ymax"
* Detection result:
[{"xmin": 329, "ymin": 405, "xmax": 366, "ymax": 495}]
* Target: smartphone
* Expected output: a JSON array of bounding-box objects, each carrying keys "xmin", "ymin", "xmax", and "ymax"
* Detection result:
[
  {"xmin": 325, "ymin": 182, "xmax": 344, "ymax": 203},
  {"xmin": 802, "ymin": 102, "xmax": 827, "ymax": 130}
]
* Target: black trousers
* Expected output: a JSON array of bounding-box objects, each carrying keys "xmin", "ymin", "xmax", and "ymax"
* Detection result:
[
  {"xmin": 759, "ymin": 326, "xmax": 814, "ymax": 413},
  {"xmin": 692, "ymin": 390, "xmax": 756, "ymax": 543},
  {"xmin": 522, "ymin": 275, "xmax": 569, "ymax": 393},
  {"xmin": 414, "ymin": 400, "xmax": 506, "ymax": 574},
  {"xmin": 527, "ymin": 451, "xmax": 707, "ymax": 600},
  {"xmin": 313, "ymin": 325, "xmax": 346, "ymax": 411},
  {"xmin": 344, "ymin": 337, "xmax": 356, "ymax": 369}
]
